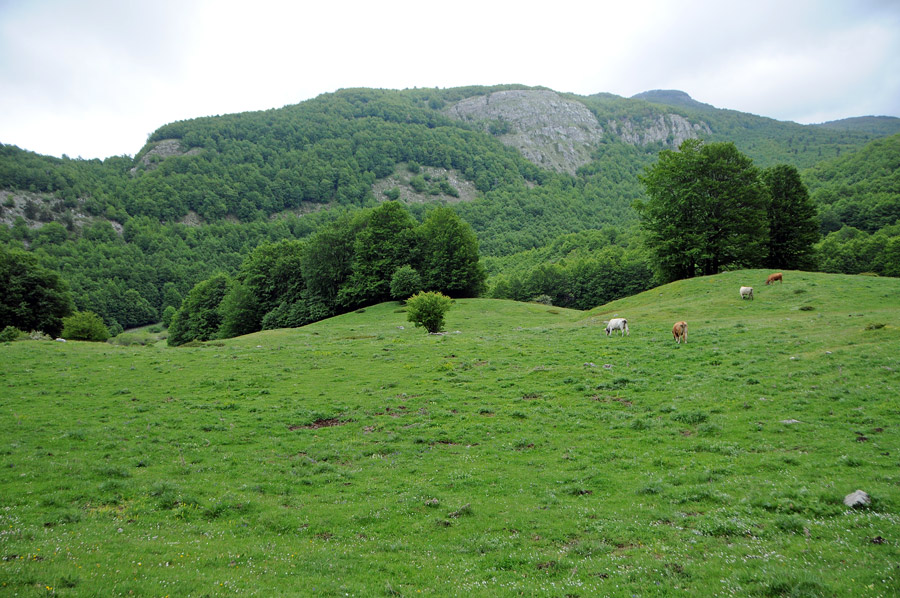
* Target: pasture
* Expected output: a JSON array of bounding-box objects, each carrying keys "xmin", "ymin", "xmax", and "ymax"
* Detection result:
[{"xmin": 1, "ymin": 270, "xmax": 898, "ymax": 597}]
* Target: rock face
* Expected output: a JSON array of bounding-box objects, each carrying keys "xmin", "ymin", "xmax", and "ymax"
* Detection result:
[
  {"xmin": 131, "ymin": 139, "xmax": 203, "ymax": 174},
  {"xmin": 445, "ymin": 90, "xmax": 604, "ymax": 174},
  {"xmin": 607, "ymin": 114, "xmax": 711, "ymax": 147},
  {"xmin": 444, "ymin": 89, "xmax": 711, "ymax": 174}
]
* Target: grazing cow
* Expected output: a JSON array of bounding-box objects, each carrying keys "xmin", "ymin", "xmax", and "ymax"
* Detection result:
[
  {"xmin": 739, "ymin": 286, "xmax": 754, "ymax": 300},
  {"xmin": 605, "ymin": 318, "xmax": 629, "ymax": 336},
  {"xmin": 672, "ymin": 321, "xmax": 688, "ymax": 344},
  {"xmin": 766, "ymin": 272, "xmax": 783, "ymax": 285}
]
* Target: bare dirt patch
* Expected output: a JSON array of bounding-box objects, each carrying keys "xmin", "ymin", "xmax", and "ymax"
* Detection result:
[{"xmin": 289, "ymin": 418, "xmax": 347, "ymax": 430}]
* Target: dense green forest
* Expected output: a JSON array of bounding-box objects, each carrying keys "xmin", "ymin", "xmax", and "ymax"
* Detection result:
[{"xmin": 2, "ymin": 85, "xmax": 899, "ymax": 335}]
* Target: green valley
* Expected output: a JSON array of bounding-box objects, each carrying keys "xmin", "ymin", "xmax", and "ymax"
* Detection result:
[{"xmin": 2, "ymin": 270, "xmax": 898, "ymax": 596}]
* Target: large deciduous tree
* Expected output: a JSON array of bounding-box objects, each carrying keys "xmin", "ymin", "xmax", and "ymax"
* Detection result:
[
  {"xmin": 636, "ymin": 139, "xmax": 769, "ymax": 282},
  {"xmin": 167, "ymin": 274, "xmax": 230, "ymax": 346},
  {"xmin": 338, "ymin": 202, "xmax": 418, "ymax": 308},
  {"xmin": 762, "ymin": 164, "xmax": 820, "ymax": 270},
  {"xmin": 0, "ymin": 245, "xmax": 74, "ymax": 337},
  {"xmin": 418, "ymin": 207, "xmax": 487, "ymax": 297}
]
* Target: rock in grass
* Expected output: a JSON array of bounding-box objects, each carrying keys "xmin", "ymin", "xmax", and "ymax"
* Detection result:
[{"xmin": 843, "ymin": 490, "xmax": 871, "ymax": 508}]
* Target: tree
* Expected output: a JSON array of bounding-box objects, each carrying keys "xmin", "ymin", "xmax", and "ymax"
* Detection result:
[
  {"xmin": 167, "ymin": 274, "xmax": 230, "ymax": 346},
  {"xmin": 218, "ymin": 280, "xmax": 261, "ymax": 338},
  {"xmin": 339, "ymin": 202, "xmax": 418, "ymax": 308},
  {"xmin": 238, "ymin": 239, "xmax": 306, "ymax": 317},
  {"xmin": 61, "ymin": 311, "xmax": 110, "ymax": 341},
  {"xmin": 119, "ymin": 289, "xmax": 158, "ymax": 329},
  {"xmin": 636, "ymin": 139, "xmax": 769, "ymax": 282},
  {"xmin": 301, "ymin": 216, "xmax": 359, "ymax": 316},
  {"xmin": 0, "ymin": 245, "xmax": 73, "ymax": 337},
  {"xmin": 405, "ymin": 291, "xmax": 452, "ymax": 334},
  {"xmin": 390, "ymin": 265, "xmax": 422, "ymax": 300},
  {"xmin": 417, "ymin": 207, "xmax": 486, "ymax": 297},
  {"xmin": 762, "ymin": 164, "xmax": 820, "ymax": 269},
  {"xmin": 161, "ymin": 305, "xmax": 177, "ymax": 328}
]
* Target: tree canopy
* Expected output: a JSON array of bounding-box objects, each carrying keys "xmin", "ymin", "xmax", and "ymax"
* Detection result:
[
  {"xmin": 636, "ymin": 139, "xmax": 769, "ymax": 282},
  {"xmin": 0, "ymin": 245, "xmax": 74, "ymax": 337},
  {"xmin": 165, "ymin": 202, "xmax": 490, "ymax": 344},
  {"xmin": 762, "ymin": 164, "xmax": 820, "ymax": 270}
]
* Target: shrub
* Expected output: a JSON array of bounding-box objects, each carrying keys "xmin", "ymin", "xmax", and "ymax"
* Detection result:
[
  {"xmin": 0, "ymin": 325, "xmax": 22, "ymax": 342},
  {"xmin": 107, "ymin": 319, "xmax": 123, "ymax": 337},
  {"xmin": 390, "ymin": 265, "xmax": 422, "ymax": 301},
  {"xmin": 61, "ymin": 311, "xmax": 110, "ymax": 341},
  {"xmin": 405, "ymin": 291, "xmax": 452, "ymax": 333},
  {"xmin": 409, "ymin": 175, "xmax": 427, "ymax": 193}
]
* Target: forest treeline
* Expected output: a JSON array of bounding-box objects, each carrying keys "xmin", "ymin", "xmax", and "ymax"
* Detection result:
[
  {"xmin": 167, "ymin": 202, "xmax": 485, "ymax": 345},
  {"xmin": 1, "ymin": 85, "xmax": 899, "ymax": 336}
]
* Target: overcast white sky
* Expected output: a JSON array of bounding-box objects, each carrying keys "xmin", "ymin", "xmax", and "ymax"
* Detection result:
[{"xmin": 1, "ymin": 0, "xmax": 898, "ymax": 160}]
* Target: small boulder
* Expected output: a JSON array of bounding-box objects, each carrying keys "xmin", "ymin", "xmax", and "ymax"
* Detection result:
[{"xmin": 843, "ymin": 490, "xmax": 871, "ymax": 508}]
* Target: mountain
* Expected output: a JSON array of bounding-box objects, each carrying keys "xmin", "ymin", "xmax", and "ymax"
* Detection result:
[
  {"xmin": 813, "ymin": 116, "xmax": 900, "ymax": 136},
  {"xmin": 802, "ymin": 132, "xmax": 900, "ymax": 234},
  {"xmin": 444, "ymin": 89, "xmax": 709, "ymax": 174},
  {"xmin": 2, "ymin": 84, "xmax": 889, "ymax": 230},
  {"xmin": 2, "ymin": 84, "xmax": 899, "ymax": 331},
  {"xmin": 630, "ymin": 89, "xmax": 716, "ymax": 111}
]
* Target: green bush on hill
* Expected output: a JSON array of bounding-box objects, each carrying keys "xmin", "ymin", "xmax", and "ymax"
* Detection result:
[
  {"xmin": 405, "ymin": 291, "xmax": 453, "ymax": 333},
  {"xmin": 61, "ymin": 310, "xmax": 110, "ymax": 341}
]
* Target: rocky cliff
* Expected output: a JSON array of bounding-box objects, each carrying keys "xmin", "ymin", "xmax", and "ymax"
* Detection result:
[{"xmin": 444, "ymin": 89, "xmax": 710, "ymax": 174}]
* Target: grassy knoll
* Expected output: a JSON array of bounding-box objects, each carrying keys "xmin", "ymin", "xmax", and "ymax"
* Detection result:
[{"xmin": 1, "ymin": 270, "xmax": 898, "ymax": 597}]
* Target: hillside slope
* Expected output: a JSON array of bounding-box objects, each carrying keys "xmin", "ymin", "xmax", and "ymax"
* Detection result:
[
  {"xmin": 802, "ymin": 132, "xmax": 900, "ymax": 233},
  {"xmin": 2, "ymin": 270, "xmax": 898, "ymax": 596},
  {"xmin": 3, "ymin": 85, "xmax": 900, "ymax": 333}
]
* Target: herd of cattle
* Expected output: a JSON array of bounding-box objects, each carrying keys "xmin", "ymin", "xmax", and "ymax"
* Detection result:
[{"xmin": 603, "ymin": 272, "xmax": 784, "ymax": 343}]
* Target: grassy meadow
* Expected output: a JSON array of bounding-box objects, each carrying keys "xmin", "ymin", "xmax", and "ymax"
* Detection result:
[{"xmin": 1, "ymin": 270, "xmax": 898, "ymax": 597}]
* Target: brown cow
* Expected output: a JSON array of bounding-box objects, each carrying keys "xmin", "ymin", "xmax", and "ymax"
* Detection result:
[
  {"xmin": 672, "ymin": 321, "xmax": 688, "ymax": 344},
  {"xmin": 766, "ymin": 272, "xmax": 783, "ymax": 285}
]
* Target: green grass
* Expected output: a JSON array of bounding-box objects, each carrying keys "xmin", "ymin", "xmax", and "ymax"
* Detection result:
[{"xmin": 1, "ymin": 270, "xmax": 898, "ymax": 597}]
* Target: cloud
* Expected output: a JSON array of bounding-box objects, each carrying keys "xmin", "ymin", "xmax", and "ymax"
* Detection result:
[{"xmin": 1, "ymin": 0, "xmax": 898, "ymax": 158}]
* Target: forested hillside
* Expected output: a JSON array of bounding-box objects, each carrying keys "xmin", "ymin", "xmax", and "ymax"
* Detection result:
[
  {"xmin": 802, "ymin": 133, "xmax": 900, "ymax": 276},
  {"xmin": 2, "ymin": 85, "xmax": 899, "ymax": 334}
]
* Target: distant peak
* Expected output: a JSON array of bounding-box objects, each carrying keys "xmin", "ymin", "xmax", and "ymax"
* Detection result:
[{"xmin": 631, "ymin": 90, "xmax": 714, "ymax": 110}]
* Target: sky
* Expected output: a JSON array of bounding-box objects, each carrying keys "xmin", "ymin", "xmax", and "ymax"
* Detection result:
[{"xmin": 1, "ymin": 0, "xmax": 898, "ymax": 160}]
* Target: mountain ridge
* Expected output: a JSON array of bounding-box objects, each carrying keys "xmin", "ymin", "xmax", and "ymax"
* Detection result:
[{"xmin": 3, "ymin": 84, "xmax": 900, "ymax": 332}]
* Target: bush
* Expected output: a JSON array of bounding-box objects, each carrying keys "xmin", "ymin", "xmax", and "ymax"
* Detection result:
[
  {"xmin": 107, "ymin": 320, "xmax": 123, "ymax": 337},
  {"xmin": 390, "ymin": 265, "xmax": 422, "ymax": 301},
  {"xmin": 405, "ymin": 291, "xmax": 452, "ymax": 334},
  {"xmin": 61, "ymin": 311, "xmax": 110, "ymax": 342},
  {"xmin": 409, "ymin": 175, "xmax": 427, "ymax": 193},
  {"xmin": 0, "ymin": 325, "xmax": 22, "ymax": 342}
]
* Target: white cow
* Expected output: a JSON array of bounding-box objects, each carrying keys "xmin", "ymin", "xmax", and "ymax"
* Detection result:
[
  {"xmin": 739, "ymin": 286, "xmax": 754, "ymax": 300},
  {"xmin": 605, "ymin": 318, "xmax": 629, "ymax": 336}
]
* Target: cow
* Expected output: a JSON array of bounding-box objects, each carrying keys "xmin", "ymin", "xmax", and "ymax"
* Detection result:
[
  {"xmin": 672, "ymin": 321, "xmax": 688, "ymax": 344},
  {"xmin": 766, "ymin": 272, "xmax": 783, "ymax": 285},
  {"xmin": 605, "ymin": 318, "xmax": 629, "ymax": 336},
  {"xmin": 740, "ymin": 286, "xmax": 754, "ymax": 300}
]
